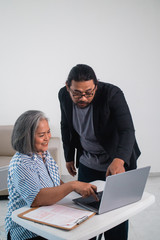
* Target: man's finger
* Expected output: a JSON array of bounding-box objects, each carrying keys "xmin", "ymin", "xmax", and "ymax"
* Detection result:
[
  {"xmin": 106, "ymin": 168, "xmax": 110, "ymax": 176},
  {"xmin": 67, "ymin": 166, "xmax": 74, "ymax": 176},
  {"xmin": 71, "ymin": 166, "xmax": 77, "ymax": 176}
]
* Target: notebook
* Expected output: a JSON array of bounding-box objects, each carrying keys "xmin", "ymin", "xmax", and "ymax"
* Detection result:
[{"xmin": 73, "ymin": 166, "xmax": 150, "ymax": 214}]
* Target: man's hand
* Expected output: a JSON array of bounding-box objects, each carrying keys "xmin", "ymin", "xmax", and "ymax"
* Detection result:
[
  {"xmin": 106, "ymin": 158, "xmax": 125, "ymax": 176},
  {"xmin": 66, "ymin": 161, "xmax": 77, "ymax": 176}
]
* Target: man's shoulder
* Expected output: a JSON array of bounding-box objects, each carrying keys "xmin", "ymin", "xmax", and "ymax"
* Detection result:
[
  {"xmin": 58, "ymin": 86, "xmax": 68, "ymax": 98},
  {"xmin": 98, "ymin": 81, "xmax": 120, "ymax": 90},
  {"xmin": 58, "ymin": 86, "xmax": 66, "ymax": 95},
  {"xmin": 97, "ymin": 81, "xmax": 121, "ymax": 97}
]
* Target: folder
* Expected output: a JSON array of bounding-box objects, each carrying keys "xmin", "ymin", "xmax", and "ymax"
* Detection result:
[{"xmin": 18, "ymin": 204, "xmax": 95, "ymax": 230}]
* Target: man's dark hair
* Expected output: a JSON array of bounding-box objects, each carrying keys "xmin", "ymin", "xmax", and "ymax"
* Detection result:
[{"xmin": 66, "ymin": 64, "xmax": 98, "ymax": 87}]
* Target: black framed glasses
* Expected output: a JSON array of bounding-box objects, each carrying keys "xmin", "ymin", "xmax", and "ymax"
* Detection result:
[{"xmin": 69, "ymin": 85, "xmax": 96, "ymax": 99}]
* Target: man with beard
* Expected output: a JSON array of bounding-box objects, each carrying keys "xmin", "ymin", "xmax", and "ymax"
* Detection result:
[{"xmin": 58, "ymin": 64, "xmax": 141, "ymax": 240}]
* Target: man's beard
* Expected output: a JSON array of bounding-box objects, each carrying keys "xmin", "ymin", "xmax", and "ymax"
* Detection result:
[{"xmin": 76, "ymin": 101, "xmax": 90, "ymax": 108}]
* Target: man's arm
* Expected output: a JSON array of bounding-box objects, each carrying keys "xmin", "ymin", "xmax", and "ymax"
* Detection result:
[
  {"xmin": 110, "ymin": 88, "xmax": 136, "ymax": 166},
  {"xmin": 102, "ymin": 86, "xmax": 136, "ymax": 176},
  {"xmin": 58, "ymin": 89, "xmax": 76, "ymax": 175}
]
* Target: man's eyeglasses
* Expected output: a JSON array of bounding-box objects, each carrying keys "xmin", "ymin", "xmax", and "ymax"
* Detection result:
[{"xmin": 69, "ymin": 85, "xmax": 96, "ymax": 99}]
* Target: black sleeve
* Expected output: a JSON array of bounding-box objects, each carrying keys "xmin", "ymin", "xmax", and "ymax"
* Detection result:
[
  {"xmin": 109, "ymin": 88, "xmax": 135, "ymax": 165},
  {"xmin": 58, "ymin": 89, "xmax": 75, "ymax": 163}
]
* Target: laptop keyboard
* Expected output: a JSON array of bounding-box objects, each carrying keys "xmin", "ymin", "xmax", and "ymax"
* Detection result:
[
  {"xmin": 96, "ymin": 191, "xmax": 103, "ymax": 200},
  {"xmin": 88, "ymin": 191, "xmax": 103, "ymax": 209},
  {"xmin": 89, "ymin": 199, "xmax": 101, "ymax": 208}
]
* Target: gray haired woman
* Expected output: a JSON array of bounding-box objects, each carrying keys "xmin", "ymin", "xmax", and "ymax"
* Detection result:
[{"xmin": 5, "ymin": 110, "xmax": 97, "ymax": 240}]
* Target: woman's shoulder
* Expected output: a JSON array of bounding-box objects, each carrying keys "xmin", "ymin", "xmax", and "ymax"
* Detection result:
[
  {"xmin": 12, "ymin": 152, "xmax": 32, "ymax": 160},
  {"xmin": 9, "ymin": 152, "xmax": 33, "ymax": 169}
]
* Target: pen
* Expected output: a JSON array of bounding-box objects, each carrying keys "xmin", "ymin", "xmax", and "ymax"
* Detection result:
[{"xmin": 76, "ymin": 215, "xmax": 89, "ymax": 225}]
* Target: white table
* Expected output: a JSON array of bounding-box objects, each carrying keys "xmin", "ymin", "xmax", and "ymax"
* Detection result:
[{"xmin": 12, "ymin": 181, "xmax": 155, "ymax": 240}]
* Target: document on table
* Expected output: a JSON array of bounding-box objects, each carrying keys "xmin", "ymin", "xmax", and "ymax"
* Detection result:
[{"xmin": 18, "ymin": 204, "xmax": 95, "ymax": 230}]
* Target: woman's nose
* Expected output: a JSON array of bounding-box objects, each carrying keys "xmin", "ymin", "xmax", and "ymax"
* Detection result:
[{"xmin": 44, "ymin": 134, "xmax": 50, "ymax": 140}]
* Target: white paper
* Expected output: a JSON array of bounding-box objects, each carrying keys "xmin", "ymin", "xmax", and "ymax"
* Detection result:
[{"xmin": 23, "ymin": 204, "xmax": 93, "ymax": 229}]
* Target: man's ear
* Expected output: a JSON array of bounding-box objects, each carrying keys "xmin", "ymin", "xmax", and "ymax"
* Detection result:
[
  {"xmin": 95, "ymin": 80, "xmax": 99, "ymax": 90},
  {"xmin": 65, "ymin": 83, "xmax": 69, "ymax": 92}
]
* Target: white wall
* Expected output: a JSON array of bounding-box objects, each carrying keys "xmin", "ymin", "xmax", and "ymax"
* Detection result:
[{"xmin": 0, "ymin": 0, "xmax": 159, "ymax": 174}]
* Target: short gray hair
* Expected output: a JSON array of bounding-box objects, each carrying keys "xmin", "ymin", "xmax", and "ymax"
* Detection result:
[{"xmin": 12, "ymin": 110, "xmax": 48, "ymax": 154}]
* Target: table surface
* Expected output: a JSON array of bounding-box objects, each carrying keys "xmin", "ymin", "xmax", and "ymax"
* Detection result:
[{"xmin": 12, "ymin": 180, "xmax": 155, "ymax": 240}]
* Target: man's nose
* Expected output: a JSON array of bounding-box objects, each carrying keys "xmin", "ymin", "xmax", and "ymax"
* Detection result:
[{"xmin": 79, "ymin": 94, "xmax": 87, "ymax": 100}]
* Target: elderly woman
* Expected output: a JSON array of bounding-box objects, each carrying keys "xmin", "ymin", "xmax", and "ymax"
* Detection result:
[{"xmin": 5, "ymin": 110, "xmax": 97, "ymax": 240}]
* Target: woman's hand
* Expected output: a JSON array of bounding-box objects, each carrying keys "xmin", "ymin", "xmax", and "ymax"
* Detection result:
[{"xmin": 73, "ymin": 181, "xmax": 99, "ymax": 201}]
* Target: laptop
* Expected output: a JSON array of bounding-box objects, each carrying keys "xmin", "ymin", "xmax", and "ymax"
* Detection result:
[{"xmin": 73, "ymin": 166, "xmax": 150, "ymax": 214}]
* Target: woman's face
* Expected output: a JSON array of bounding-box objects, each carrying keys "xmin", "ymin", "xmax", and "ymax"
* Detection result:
[{"xmin": 34, "ymin": 119, "xmax": 51, "ymax": 154}]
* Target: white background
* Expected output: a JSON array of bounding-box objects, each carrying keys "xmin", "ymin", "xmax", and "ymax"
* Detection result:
[{"xmin": 0, "ymin": 0, "xmax": 159, "ymax": 174}]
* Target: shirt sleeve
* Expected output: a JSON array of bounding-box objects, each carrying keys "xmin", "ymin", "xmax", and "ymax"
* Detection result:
[
  {"xmin": 13, "ymin": 162, "xmax": 42, "ymax": 207},
  {"xmin": 109, "ymin": 88, "xmax": 135, "ymax": 164}
]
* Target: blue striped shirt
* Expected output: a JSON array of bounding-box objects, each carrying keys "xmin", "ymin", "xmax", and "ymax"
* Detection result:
[{"xmin": 5, "ymin": 151, "xmax": 60, "ymax": 240}]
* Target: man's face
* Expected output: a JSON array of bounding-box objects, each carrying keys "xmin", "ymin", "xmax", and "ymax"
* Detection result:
[{"xmin": 66, "ymin": 80, "xmax": 97, "ymax": 108}]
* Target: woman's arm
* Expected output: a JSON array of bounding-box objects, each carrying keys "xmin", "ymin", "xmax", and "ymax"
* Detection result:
[{"xmin": 31, "ymin": 181, "xmax": 98, "ymax": 207}]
